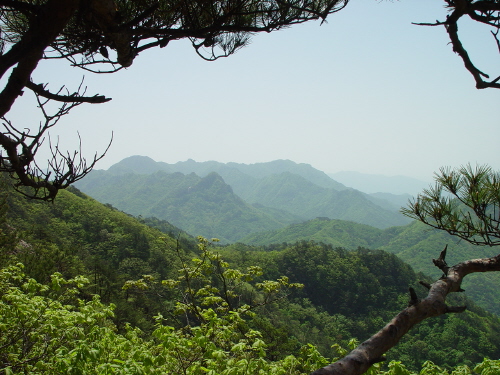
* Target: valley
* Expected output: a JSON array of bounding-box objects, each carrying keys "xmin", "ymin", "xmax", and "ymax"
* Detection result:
[{"xmin": 3, "ymin": 158, "xmax": 500, "ymax": 373}]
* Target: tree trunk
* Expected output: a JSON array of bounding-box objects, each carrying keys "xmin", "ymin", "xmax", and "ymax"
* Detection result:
[
  {"xmin": 310, "ymin": 249, "xmax": 500, "ymax": 375},
  {"xmin": 0, "ymin": 0, "xmax": 79, "ymax": 117}
]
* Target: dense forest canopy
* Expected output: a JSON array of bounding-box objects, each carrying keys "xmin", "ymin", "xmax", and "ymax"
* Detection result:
[{"xmin": 2, "ymin": 171, "xmax": 500, "ymax": 374}]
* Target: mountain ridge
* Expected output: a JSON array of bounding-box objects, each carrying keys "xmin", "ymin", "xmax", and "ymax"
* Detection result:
[{"xmin": 76, "ymin": 156, "xmax": 412, "ymax": 240}]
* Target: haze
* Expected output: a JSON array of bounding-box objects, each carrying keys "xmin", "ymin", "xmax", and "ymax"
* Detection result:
[{"xmin": 6, "ymin": 0, "xmax": 500, "ymax": 181}]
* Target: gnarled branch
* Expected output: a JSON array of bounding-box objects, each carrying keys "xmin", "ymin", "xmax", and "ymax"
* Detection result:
[
  {"xmin": 414, "ymin": 1, "xmax": 500, "ymax": 89},
  {"xmin": 310, "ymin": 246, "xmax": 500, "ymax": 375},
  {"xmin": 0, "ymin": 81, "xmax": 112, "ymax": 201}
]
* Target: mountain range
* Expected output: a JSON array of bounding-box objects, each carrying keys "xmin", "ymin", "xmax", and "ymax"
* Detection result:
[
  {"xmin": 75, "ymin": 156, "xmax": 413, "ymax": 242},
  {"xmin": 75, "ymin": 157, "xmax": 500, "ymax": 313}
]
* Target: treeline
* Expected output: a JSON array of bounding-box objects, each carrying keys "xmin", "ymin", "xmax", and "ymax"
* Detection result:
[{"xmin": 1, "ymin": 180, "xmax": 500, "ymax": 373}]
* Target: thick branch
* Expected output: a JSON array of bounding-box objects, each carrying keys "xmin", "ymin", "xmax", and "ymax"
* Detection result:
[
  {"xmin": 0, "ymin": 0, "xmax": 79, "ymax": 116},
  {"xmin": 445, "ymin": 12, "xmax": 499, "ymax": 89},
  {"xmin": 25, "ymin": 81, "xmax": 111, "ymax": 104},
  {"xmin": 310, "ymin": 249, "xmax": 500, "ymax": 375},
  {"xmin": 445, "ymin": 4, "xmax": 500, "ymax": 89},
  {"xmin": 413, "ymin": 1, "xmax": 500, "ymax": 89}
]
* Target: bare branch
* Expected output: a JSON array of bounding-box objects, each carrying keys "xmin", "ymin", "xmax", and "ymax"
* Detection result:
[
  {"xmin": 445, "ymin": 10, "xmax": 500, "ymax": 89},
  {"xmin": 413, "ymin": 0, "xmax": 500, "ymax": 89},
  {"xmin": 0, "ymin": 83, "xmax": 112, "ymax": 201},
  {"xmin": 411, "ymin": 21, "xmax": 446, "ymax": 26},
  {"xmin": 492, "ymin": 29, "xmax": 500, "ymax": 54}
]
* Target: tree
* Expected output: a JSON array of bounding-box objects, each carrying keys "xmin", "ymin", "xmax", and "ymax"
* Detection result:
[
  {"xmin": 1, "ymin": 0, "xmax": 500, "ymax": 200},
  {"xmin": 310, "ymin": 164, "xmax": 500, "ymax": 375},
  {"xmin": 415, "ymin": 0, "xmax": 500, "ymax": 90},
  {"xmin": 0, "ymin": 0, "xmax": 348, "ymax": 200},
  {"xmin": 403, "ymin": 164, "xmax": 500, "ymax": 247}
]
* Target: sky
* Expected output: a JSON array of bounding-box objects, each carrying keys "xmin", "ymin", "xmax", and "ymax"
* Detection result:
[{"xmin": 5, "ymin": 0, "xmax": 500, "ymax": 182}]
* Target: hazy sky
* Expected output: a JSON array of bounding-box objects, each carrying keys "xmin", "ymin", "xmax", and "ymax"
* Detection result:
[{"xmin": 6, "ymin": 0, "xmax": 500, "ymax": 181}]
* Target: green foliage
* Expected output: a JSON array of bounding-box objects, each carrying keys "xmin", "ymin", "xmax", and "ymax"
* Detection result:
[
  {"xmin": 237, "ymin": 216, "xmax": 500, "ymax": 315},
  {"xmin": 125, "ymin": 237, "xmax": 303, "ymax": 331},
  {"xmin": 3, "ymin": 178, "xmax": 500, "ymax": 373},
  {"xmin": 402, "ymin": 164, "xmax": 500, "ymax": 247},
  {"xmin": 0, "ymin": 263, "xmax": 115, "ymax": 374},
  {"xmin": 3, "ymin": 262, "xmax": 500, "ymax": 375},
  {"xmin": 0, "ymin": 256, "xmax": 329, "ymax": 374},
  {"xmin": 474, "ymin": 359, "xmax": 500, "ymax": 375},
  {"xmin": 220, "ymin": 241, "xmax": 500, "ymax": 370},
  {"xmin": 0, "ymin": 179, "xmax": 185, "ymax": 331}
]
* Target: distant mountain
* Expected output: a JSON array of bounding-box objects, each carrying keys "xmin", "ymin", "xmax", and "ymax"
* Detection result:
[
  {"xmin": 76, "ymin": 157, "xmax": 412, "ymax": 239},
  {"xmin": 108, "ymin": 156, "xmax": 347, "ymax": 192},
  {"xmin": 367, "ymin": 192, "xmax": 413, "ymax": 211},
  {"xmin": 75, "ymin": 170, "xmax": 301, "ymax": 243},
  {"xmin": 329, "ymin": 171, "xmax": 430, "ymax": 196},
  {"xmin": 241, "ymin": 172, "xmax": 411, "ymax": 228}
]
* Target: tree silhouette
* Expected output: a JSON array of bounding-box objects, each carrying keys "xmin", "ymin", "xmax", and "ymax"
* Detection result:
[{"xmin": 0, "ymin": 0, "xmax": 347, "ymax": 199}]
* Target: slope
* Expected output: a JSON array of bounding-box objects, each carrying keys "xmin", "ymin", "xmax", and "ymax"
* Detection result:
[
  {"xmin": 239, "ymin": 217, "xmax": 500, "ymax": 314},
  {"xmin": 0, "ymin": 181, "xmax": 196, "ymax": 332},
  {"xmin": 76, "ymin": 157, "xmax": 411, "ymax": 240},
  {"xmin": 243, "ymin": 172, "xmax": 411, "ymax": 228},
  {"xmin": 75, "ymin": 170, "xmax": 301, "ymax": 243}
]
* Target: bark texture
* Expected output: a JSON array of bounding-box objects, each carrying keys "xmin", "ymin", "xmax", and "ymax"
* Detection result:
[{"xmin": 310, "ymin": 250, "xmax": 500, "ymax": 375}]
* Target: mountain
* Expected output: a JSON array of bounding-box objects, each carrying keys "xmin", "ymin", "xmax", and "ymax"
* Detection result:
[
  {"xmin": 74, "ymin": 170, "xmax": 301, "ymax": 243},
  {"xmin": 368, "ymin": 192, "xmax": 413, "ymax": 210},
  {"xmin": 329, "ymin": 171, "xmax": 430, "ymax": 196},
  {"xmin": 108, "ymin": 156, "xmax": 348, "ymax": 192},
  {"xmin": 241, "ymin": 172, "xmax": 411, "ymax": 228},
  {"xmin": 75, "ymin": 157, "xmax": 411, "ymax": 240}
]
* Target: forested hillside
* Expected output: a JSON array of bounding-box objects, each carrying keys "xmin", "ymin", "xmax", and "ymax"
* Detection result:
[
  {"xmin": 1, "ymin": 183, "xmax": 196, "ymax": 332},
  {"xmin": 74, "ymin": 157, "xmax": 411, "ymax": 241},
  {"xmin": 2, "ymin": 178, "xmax": 500, "ymax": 373},
  {"xmin": 240, "ymin": 217, "xmax": 500, "ymax": 315}
]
